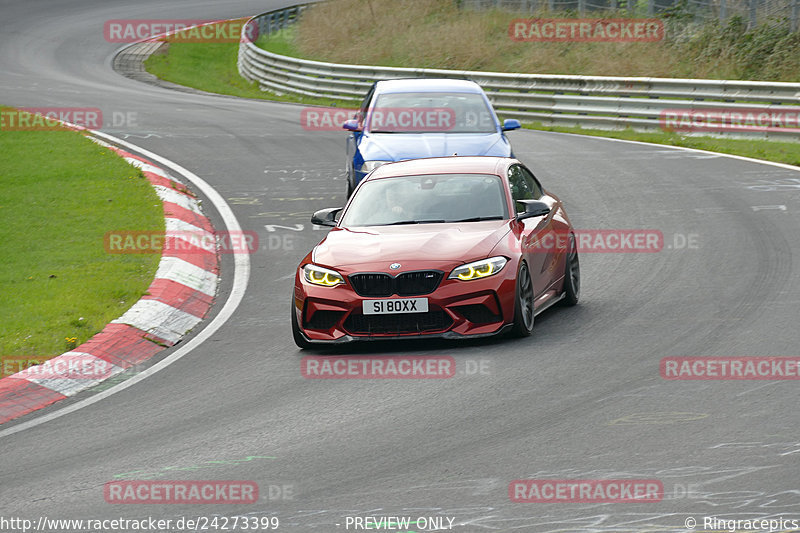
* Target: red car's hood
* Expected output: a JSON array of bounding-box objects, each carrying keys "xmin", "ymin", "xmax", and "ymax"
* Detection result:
[{"xmin": 312, "ymin": 220, "xmax": 511, "ymax": 270}]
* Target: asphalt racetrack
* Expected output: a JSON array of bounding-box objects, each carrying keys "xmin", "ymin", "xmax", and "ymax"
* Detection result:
[{"xmin": 1, "ymin": 0, "xmax": 800, "ymax": 531}]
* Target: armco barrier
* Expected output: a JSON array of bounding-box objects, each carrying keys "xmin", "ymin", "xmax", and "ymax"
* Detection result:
[{"xmin": 237, "ymin": 3, "xmax": 800, "ymax": 140}]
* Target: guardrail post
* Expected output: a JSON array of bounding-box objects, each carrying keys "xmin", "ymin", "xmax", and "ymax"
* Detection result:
[
  {"xmin": 792, "ymin": 0, "xmax": 799, "ymax": 31},
  {"xmin": 748, "ymin": 0, "xmax": 757, "ymax": 29},
  {"xmin": 579, "ymin": 0, "xmax": 586, "ymax": 16},
  {"xmin": 548, "ymin": 0, "xmax": 555, "ymax": 11},
  {"xmin": 648, "ymin": 0, "xmax": 655, "ymax": 16},
  {"xmin": 719, "ymin": 0, "xmax": 727, "ymax": 22}
]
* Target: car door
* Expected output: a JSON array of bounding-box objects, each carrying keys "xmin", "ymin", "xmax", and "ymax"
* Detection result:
[{"xmin": 508, "ymin": 164, "xmax": 559, "ymax": 298}]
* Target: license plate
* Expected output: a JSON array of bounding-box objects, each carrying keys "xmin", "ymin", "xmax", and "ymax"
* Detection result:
[{"xmin": 363, "ymin": 298, "xmax": 429, "ymax": 315}]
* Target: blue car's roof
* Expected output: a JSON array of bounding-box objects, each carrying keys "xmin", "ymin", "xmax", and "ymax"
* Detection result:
[{"xmin": 375, "ymin": 78, "xmax": 485, "ymax": 95}]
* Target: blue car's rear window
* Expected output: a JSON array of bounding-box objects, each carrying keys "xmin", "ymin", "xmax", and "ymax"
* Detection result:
[{"xmin": 367, "ymin": 92, "xmax": 496, "ymax": 134}]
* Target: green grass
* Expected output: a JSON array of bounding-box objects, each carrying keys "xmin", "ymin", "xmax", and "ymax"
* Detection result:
[
  {"xmin": 254, "ymin": 25, "xmax": 299, "ymax": 58},
  {"xmin": 145, "ymin": 41, "xmax": 267, "ymax": 101},
  {"xmin": 523, "ymin": 123, "xmax": 800, "ymax": 166},
  {"xmin": 0, "ymin": 108, "xmax": 163, "ymax": 358},
  {"xmin": 144, "ymin": 20, "xmax": 353, "ymax": 108}
]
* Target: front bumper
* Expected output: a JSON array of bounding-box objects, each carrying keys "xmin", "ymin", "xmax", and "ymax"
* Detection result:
[
  {"xmin": 293, "ymin": 265, "xmax": 517, "ymax": 344},
  {"xmin": 293, "ymin": 323, "xmax": 515, "ymax": 345}
]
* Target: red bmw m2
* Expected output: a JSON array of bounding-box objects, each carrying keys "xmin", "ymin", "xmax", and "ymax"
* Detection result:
[{"xmin": 291, "ymin": 156, "xmax": 579, "ymax": 348}]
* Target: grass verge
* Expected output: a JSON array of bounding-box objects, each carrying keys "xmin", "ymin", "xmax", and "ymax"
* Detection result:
[
  {"xmin": 144, "ymin": 20, "xmax": 353, "ymax": 108},
  {"xmin": 0, "ymin": 108, "xmax": 163, "ymax": 359}
]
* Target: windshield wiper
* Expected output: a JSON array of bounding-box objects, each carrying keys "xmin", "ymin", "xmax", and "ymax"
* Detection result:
[
  {"xmin": 386, "ymin": 219, "xmax": 447, "ymax": 225},
  {"xmin": 450, "ymin": 216, "xmax": 504, "ymax": 222}
]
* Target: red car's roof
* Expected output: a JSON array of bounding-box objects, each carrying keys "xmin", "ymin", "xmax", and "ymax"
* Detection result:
[{"xmin": 367, "ymin": 156, "xmax": 515, "ymax": 180}]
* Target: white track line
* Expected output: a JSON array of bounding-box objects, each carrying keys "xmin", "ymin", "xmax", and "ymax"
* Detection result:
[{"xmin": 0, "ymin": 132, "xmax": 250, "ymax": 439}]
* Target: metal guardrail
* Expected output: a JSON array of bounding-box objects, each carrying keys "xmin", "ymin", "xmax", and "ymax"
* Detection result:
[{"xmin": 238, "ymin": 3, "xmax": 800, "ymax": 140}]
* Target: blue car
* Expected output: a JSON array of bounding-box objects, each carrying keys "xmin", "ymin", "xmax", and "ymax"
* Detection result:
[{"xmin": 343, "ymin": 78, "xmax": 521, "ymax": 197}]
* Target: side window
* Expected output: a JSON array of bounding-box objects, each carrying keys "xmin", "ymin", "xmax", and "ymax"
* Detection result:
[
  {"xmin": 508, "ymin": 165, "xmax": 533, "ymax": 214},
  {"xmin": 519, "ymin": 166, "xmax": 544, "ymax": 199}
]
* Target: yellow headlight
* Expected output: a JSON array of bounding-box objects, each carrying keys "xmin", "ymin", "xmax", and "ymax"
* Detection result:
[
  {"xmin": 449, "ymin": 257, "xmax": 507, "ymax": 281},
  {"xmin": 457, "ymin": 263, "xmax": 494, "ymax": 280},
  {"xmin": 303, "ymin": 265, "xmax": 345, "ymax": 287}
]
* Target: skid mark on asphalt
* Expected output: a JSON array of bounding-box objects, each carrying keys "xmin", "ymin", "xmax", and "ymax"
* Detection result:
[
  {"xmin": 607, "ymin": 412, "xmax": 709, "ymax": 425},
  {"xmin": 111, "ymin": 455, "xmax": 277, "ymax": 481},
  {"xmin": 741, "ymin": 178, "xmax": 800, "ymax": 192}
]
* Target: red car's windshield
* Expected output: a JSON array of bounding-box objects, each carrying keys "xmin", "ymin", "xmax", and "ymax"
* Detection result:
[{"xmin": 339, "ymin": 173, "xmax": 509, "ymax": 227}]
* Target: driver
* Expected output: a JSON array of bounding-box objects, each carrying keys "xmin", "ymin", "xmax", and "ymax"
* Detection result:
[{"xmin": 385, "ymin": 181, "xmax": 410, "ymax": 216}]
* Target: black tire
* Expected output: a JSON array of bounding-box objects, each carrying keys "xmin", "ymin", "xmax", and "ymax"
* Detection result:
[
  {"xmin": 291, "ymin": 303, "xmax": 312, "ymax": 349},
  {"xmin": 562, "ymin": 232, "xmax": 580, "ymax": 306},
  {"xmin": 511, "ymin": 261, "xmax": 535, "ymax": 337}
]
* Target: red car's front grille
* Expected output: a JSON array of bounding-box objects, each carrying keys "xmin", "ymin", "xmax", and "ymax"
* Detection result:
[
  {"xmin": 343, "ymin": 311, "xmax": 452, "ymax": 335},
  {"xmin": 349, "ymin": 271, "xmax": 443, "ymax": 297},
  {"xmin": 349, "ymin": 273, "xmax": 394, "ymax": 296}
]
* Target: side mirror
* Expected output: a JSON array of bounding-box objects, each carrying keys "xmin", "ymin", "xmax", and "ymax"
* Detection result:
[
  {"xmin": 516, "ymin": 200, "xmax": 550, "ymax": 220},
  {"xmin": 502, "ymin": 118, "xmax": 521, "ymax": 131},
  {"xmin": 343, "ymin": 119, "xmax": 361, "ymax": 132},
  {"xmin": 311, "ymin": 207, "xmax": 342, "ymax": 227}
]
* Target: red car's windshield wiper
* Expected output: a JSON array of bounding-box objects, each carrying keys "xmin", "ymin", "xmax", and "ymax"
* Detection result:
[
  {"xmin": 450, "ymin": 216, "xmax": 504, "ymax": 222},
  {"xmin": 385, "ymin": 219, "xmax": 447, "ymax": 225}
]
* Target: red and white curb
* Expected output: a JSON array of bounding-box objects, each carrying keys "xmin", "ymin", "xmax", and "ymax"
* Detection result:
[{"xmin": 0, "ymin": 137, "xmax": 219, "ymax": 425}]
